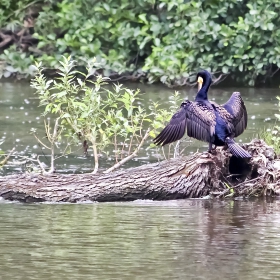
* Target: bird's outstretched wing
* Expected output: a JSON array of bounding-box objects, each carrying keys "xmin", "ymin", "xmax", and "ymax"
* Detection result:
[
  {"xmin": 222, "ymin": 92, "xmax": 247, "ymax": 137},
  {"xmin": 154, "ymin": 100, "xmax": 216, "ymax": 146},
  {"xmin": 153, "ymin": 102, "xmax": 188, "ymax": 146}
]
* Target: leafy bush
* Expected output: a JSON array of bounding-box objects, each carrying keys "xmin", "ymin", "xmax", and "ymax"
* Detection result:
[
  {"xmin": 30, "ymin": 56, "xmax": 176, "ymax": 173},
  {"xmin": 0, "ymin": 0, "xmax": 32, "ymax": 27},
  {"xmin": 2, "ymin": 0, "xmax": 280, "ymax": 85}
]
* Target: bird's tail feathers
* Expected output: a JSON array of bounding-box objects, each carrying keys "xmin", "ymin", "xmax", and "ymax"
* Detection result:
[{"xmin": 225, "ymin": 138, "xmax": 251, "ymax": 158}]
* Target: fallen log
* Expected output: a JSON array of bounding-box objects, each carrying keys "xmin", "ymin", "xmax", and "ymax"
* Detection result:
[{"xmin": 0, "ymin": 139, "xmax": 279, "ymax": 203}]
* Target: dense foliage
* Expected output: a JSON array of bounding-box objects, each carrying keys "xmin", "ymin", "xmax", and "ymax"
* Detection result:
[{"xmin": 1, "ymin": 0, "xmax": 280, "ymax": 85}]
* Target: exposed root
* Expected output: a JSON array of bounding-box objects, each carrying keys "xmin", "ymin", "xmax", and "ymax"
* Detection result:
[{"xmin": 213, "ymin": 139, "xmax": 280, "ymax": 198}]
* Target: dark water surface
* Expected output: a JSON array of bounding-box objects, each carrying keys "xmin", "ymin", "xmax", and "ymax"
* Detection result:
[
  {"xmin": 1, "ymin": 199, "xmax": 280, "ymax": 279},
  {"xmin": 0, "ymin": 81, "xmax": 278, "ymax": 173}
]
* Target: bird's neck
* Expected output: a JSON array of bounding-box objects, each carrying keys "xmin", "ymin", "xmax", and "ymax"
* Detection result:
[{"xmin": 195, "ymin": 81, "xmax": 211, "ymax": 101}]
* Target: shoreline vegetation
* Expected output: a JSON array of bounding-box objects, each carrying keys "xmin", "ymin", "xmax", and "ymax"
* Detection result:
[{"xmin": 0, "ymin": 1, "xmax": 280, "ymax": 86}]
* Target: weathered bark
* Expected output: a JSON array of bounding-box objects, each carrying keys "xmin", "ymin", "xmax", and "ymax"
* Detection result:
[{"xmin": 0, "ymin": 139, "xmax": 279, "ymax": 203}]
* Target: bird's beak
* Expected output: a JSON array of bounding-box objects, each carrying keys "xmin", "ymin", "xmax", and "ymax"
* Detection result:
[{"xmin": 197, "ymin": 76, "xmax": 203, "ymax": 91}]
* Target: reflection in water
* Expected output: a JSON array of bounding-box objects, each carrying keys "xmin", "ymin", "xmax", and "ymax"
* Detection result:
[
  {"xmin": 0, "ymin": 81, "xmax": 278, "ymax": 173},
  {"xmin": 0, "ymin": 199, "xmax": 280, "ymax": 279}
]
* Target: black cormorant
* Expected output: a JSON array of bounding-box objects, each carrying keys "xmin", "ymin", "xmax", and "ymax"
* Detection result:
[{"xmin": 154, "ymin": 70, "xmax": 251, "ymax": 158}]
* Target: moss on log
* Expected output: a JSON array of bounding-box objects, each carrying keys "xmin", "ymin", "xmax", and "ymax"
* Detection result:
[{"xmin": 0, "ymin": 139, "xmax": 279, "ymax": 203}]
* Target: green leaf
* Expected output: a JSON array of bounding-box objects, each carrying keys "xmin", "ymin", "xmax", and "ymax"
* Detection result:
[
  {"xmin": 154, "ymin": 38, "xmax": 160, "ymax": 47},
  {"xmin": 103, "ymin": 3, "xmax": 110, "ymax": 11},
  {"xmin": 57, "ymin": 91, "xmax": 67, "ymax": 98},
  {"xmin": 62, "ymin": 113, "xmax": 71, "ymax": 118},
  {"xmin": 222, "ymin": 66, "xmax": 228, "ymax": 73},
  {"xmin": 267, "ymin": 23, "xmax": 274, "ymax": 31},
  {"xmin": 138, "ymin": 14, "xmax": 147, "ymax": 23},
  {"xmin": 80, "ymin": 111, "xmax": 89, "ymax": 118},
  {"xmin": 47, "ymin": 33, "xmax": 56, "ymax": 40}
]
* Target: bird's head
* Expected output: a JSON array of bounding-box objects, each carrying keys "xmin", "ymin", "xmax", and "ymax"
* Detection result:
[{"xmin": 196, "ymin": 70, "xmax": 212, "ymax": 91}]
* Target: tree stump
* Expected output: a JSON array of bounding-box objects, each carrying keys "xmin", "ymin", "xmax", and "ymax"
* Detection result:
[{"xmin": 0, "ymin": 139, "xmax": 279, "ymax": 203}]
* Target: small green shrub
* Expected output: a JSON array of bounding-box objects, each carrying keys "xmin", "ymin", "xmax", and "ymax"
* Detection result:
[{"xmin": 30, "ymin": 56, "xmax": 176, "ymax": 173}]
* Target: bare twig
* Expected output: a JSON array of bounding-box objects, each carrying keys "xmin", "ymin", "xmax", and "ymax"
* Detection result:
[
  {"xmin": 162, "ymin": 146, "xmax": 167, "ymax": 161},
  {"xmin": 54, "ymin": 142, "xmax": 79, "ymax": 160},
  {"xmin": 37, "ymin": 155, "xmax": 47, "ymax": 174},
  {"xmin": 120, "ymin": 139, "xmax": 127, "ymax": 160},
  {"xmin": 114, "ymin": 133, "xmax": 119, "ymax": 162},
  {"xmin": 128, "ymin": 131, "xmax": 136, "ymax": 155},
  {"xmin": 33, "ymin": 133, "xmax": 50, "ymax": 150},
  {"xmin": 10, "ymin": 155, "xmax": 38, "ymax": 164},
  {"xmin": 271, "ymin": 67, "xmax": 279, "ymax": 77},
  {"xmin": 0, "ymin": 148, "xmax": 15, "ymax": 167},
  {"xmin": 0, "ymin": 36, "xmax": 13, "ymax": 48},
  {"xmin": 33, "ymin": 118, "xmax": 60, "ymax": 174},
  {"xmin": 179, "ymin": 139, "xmax": 192, "ymax": 155},
  {"xmin": 104, "ymin": 128, "xmax": 150, "ymax": 173},
  {"xmin": 217, "ymin": 175, "xmax": 266, "ymax": 198},
  {"xmin": 168, "ymin": 144, "xmax": 172, "ymax": 160},
  {"xmin": 92, "ymin": 143, "xmax": 99, "ymax": 174},
  {"xmin": 212, "ymin": 73, "xmax": 228, "ymax": 85},
  {"xmin": 49, "ymin": 118, "xmax": 60, "ymax": 173},
  {"xmin": 233, "ymin": 176, "xmax": 265, "ymax": 190},
  {"xmin": 174, "ymin": 140, "xmax": 180, "ymax": 158}
]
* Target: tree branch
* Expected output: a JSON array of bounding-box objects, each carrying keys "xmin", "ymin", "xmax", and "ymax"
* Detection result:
[
  {"xmin": 37, "ymin": 155, "xmax": 47, "ymax": 174},
  {"xmin": 0, "ymin": 147, "xmax": 15, "ymax": 167},
  {"xmin": 33, "ymin": 133, "xmax": 51, "ymax": 150},
  {"xmin": 104, "ymin": 128, "xmax": 150, "ymax": 173}
]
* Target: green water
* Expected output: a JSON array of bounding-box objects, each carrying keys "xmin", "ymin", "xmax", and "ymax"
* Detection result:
[
  {"xmin": 1, "ymin": 199, "xmax": 280, "ymax": 279},
  {"xmin": 0, "ymin": 82, "xmax": 279, "ymax": 279}
]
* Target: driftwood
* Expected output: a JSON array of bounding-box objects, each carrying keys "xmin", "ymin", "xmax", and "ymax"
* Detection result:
[{"xmin": 0, "ymin": 139, "xmax": 279, "ymax": 203}]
